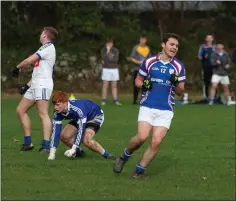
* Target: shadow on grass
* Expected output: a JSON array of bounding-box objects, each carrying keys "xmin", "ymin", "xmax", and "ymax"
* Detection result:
[{"xmin": 147, "ymin": 155, "xmax": 178, "ymax": 176}]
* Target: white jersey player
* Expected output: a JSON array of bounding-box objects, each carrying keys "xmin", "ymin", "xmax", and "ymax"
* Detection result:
[{"xmin": 11, "ymin": 27, "xmax": 58, "ymax": 153}]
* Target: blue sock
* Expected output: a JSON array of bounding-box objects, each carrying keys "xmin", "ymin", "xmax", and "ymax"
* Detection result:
[
  {"xmin": 42, "ymin": 140, "xmax": 50, "ymax": 149},
  {"xmin": 135, "ymin": 164, "xmax": 146, "ymax": 174},
  {"xmin": 102, "ymin": 99, "xmax": 106, "ymax": 103},
  {"xmin": 24, "ymin": 136, "xmax": 32, "ymax": 146},
  {"xmin": 113, "ymin": 99, "xmax": 118, "ymax": 103},
  {"xmin": 122, "ymin": 148, "xmax": 132, "ymax": 161},
  {"xmin": 102, "ymin": 150, "xmax": 109, "ymax": 158}
]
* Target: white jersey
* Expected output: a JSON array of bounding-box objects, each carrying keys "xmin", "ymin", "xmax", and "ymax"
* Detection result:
[{"xmin": 31, "ymin": 42, "xmax": 56, "ymax": 90}]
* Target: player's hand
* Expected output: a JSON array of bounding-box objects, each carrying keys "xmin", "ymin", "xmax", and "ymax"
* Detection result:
[
  {"xmin": 216, "ymin": 60, "xmax": 221, "ymax": 64},
  {"xmin": 170, "ymin": 73, "xmax": 179, "ymax": 86},
  {"xmin": 19, "ymin": 84, "xmax": 30, "ymax": 95},
  {"xmin": 139, "ymin": 60, "xmax": 144, "ymax": 65},
  {"xmin": 225, "ymin": 64, "xmax": 230, "ymax": 69},
  {"xmin": 64, "ymin": 149, "xmax": 76, "ymax": 158},
  {"xmin": 11, "ymin": 67, "xmax": 20, "ymax": 78},
  {"xmin": 142, "ymin": 79, "xmax": 152, "ymax": 92}
]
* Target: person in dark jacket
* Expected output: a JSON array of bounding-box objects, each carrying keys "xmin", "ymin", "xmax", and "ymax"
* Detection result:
[
  {"xmin": 198, "ymin": 34, "xmax": 216, "ymax": 99},
  {"xmin": 101, "ymin": 39, "xmax": 121, "ymax": 106}
]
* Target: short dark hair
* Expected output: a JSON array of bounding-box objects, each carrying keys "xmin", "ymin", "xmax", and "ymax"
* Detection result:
[
  {"xmin": 162, "ymin": 33, "xmax": 179, "ymax": 44},
  {"xmin": 106, "ymin": 38, "xmax": 113, "ymax": 43},
  {"xmin": 140, "ymin": 34, "xmax": 147, "ymax": 39},
  {"xmin": 216, "ymin": 40, "xmax": 224, "ymax": 45},
  {"xmin": 43, "ymin": 27, "xmax": 58, "ymax": 42},
  {"xmin": 206, "ymin": 34, "xmax": 214, "ymax": 37}
]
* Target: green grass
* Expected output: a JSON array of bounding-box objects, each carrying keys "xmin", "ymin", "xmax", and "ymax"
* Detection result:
[{"xmin": 1, "ymin": 95, "xmax": 235, "ymax": 200}]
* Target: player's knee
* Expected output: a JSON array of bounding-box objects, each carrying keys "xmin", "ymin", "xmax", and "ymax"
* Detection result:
[
  {"xmin": 211, "ymin": 84, "xmax": 217, "ymax": 90},
  {"xmin": 16, "ymin": 106, "xmax": 25, "ymax": 116},
  {"xmin": 83, "ymin": 137, "xmax": 94, "ymax": 147},
  {"xmin": 37, "ymin": 109, "xmax": 49, "ymax": 120},
  {"xmin": 150, "ymin": 137, "xmax": 162, "ymax": 150},
  {"xmin": 136, "ymin": 132, "xmax": 148, "ymax": 143},
  {"xmin": 60, "ymin": 134, "xmax": 69, "ymax": 143}
]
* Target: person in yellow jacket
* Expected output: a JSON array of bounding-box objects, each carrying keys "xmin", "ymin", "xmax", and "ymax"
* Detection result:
[{"xmin": 130, "ymin": 35, "xmax": 151, "ymax": 104}]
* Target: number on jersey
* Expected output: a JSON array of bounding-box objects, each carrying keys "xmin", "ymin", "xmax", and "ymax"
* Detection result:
[{"xmin": 160, "ymin": 68, "xmax": 166, "ymax": 73}]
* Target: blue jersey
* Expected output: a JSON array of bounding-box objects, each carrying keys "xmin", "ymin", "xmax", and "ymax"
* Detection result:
[
  {"xmin": 138, "ymin": 54, "xmax": 186, "ymax": 111},
  {"xmin": 51, "ymin": 100, "xmax": 103, "ymax": 148},
  {"xmin": 198, "ymin": 44, "xmax": 216, "ymax": 67}
]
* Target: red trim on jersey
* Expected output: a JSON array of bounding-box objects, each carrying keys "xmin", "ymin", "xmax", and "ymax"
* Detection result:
[
  {"xmin": 34, "ymin": 59, "xmax": 40, "ymax": 68},
  {"xmin": 146, "ymin": 55, "xmax": 159, "ymax": 72},
  {"xmin": 171, "ymin": 59, "xmax": 181, "ymax": 74},
  {"xmin": 156, "ymin": 53, "xmax": 160, "ymax": 60}
]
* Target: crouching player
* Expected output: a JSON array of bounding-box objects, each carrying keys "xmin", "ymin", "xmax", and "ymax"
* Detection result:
[
  {"xmin": 113, "ymin": 33, "xmax": 186, "ymax": 178},
  {"xmin": 48, "ymin": 91, "xmax": 116, "ymax": 160}
]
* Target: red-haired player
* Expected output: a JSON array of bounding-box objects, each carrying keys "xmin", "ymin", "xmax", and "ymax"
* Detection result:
[{"xmin": 48, "ymin": 91, "xmax": 116, "ymax": 160}]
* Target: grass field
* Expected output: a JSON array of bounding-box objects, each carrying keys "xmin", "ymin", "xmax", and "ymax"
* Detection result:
[{"xmin": 1, "ymin": 95, "xmax": 235, "ymax": 200}]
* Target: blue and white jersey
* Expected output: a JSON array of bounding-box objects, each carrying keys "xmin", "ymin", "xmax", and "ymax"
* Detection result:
[
  {"xmin": 51, "ymin": 100, "xmax": 103, "ymax": 148},
  {"xmin": 138, "ymin": 53, "xmax": 186, "ymax": 111}
]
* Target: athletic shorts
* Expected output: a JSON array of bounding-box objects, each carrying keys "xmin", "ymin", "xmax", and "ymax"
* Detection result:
[
  {"xmin": 68, "ymin": 112, "xmax": 104, "ymax": 134},
  {"xmin": 211, "ymin": 74, "xmax": 230, "ymax": 85},
  {"xmin": 138, "ymin": 106, "xmax": 174, "ymax": 129},
  {"xmin": 24, "ymin": 87, "xmax": 52, "ymax": 101},
  {"xmin": 101, "ymin": 68, "xmax": 119, "ymax": 81}
]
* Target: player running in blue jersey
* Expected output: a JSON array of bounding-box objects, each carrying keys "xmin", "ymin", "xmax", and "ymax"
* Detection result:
[
  {"xmin": 48, "ymin": 91, "xmax": 116, "ymax": 160},
  {"xmin": 113, "ymin": 33, "xmax": 186, "ymax": 177}
]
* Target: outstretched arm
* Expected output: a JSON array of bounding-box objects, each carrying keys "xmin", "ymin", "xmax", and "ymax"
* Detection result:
[
  {"xmin": 48, "ymin": 113, "xmax": 64, "ymax": 160},
  {"xmin": 17, "ymin": 54, "xmax": 39, "ymax": 69},
  {"xmin": 64, "ymin": 118, "xmax": 87, "ymax": 158}
]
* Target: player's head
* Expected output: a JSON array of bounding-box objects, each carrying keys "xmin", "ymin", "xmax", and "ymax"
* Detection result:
[
  {"xmin": 140, "ymin": 35, "xmax": 147, "ymax": 45},
  {"xmin": 52, "ymin": 91, "xmax": 69, "ymax": 113},
  {"xmin": 205, "ymin": 34, "xmax": 214, "ymax": 44},
  {"xmin": 161, "ymin": 33, "xmax": 179, "ymax": 58},
  {"xmin": 106, "ymin": 38, "xmax": 114, "ymax": 48},
  {"xmin": 40, "ymin": 27, "xmax": 58, "ymax": 44},
  {"xmin": 216, "ymin": 41, "xmax": 224, "ymax": 52}
]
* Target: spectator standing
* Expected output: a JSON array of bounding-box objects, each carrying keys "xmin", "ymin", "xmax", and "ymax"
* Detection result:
[
  {"xmin": 101, "ymin": 39, "xmax": 121, "ymax": 106},
  {"xmin": 198, "ymin": 34, "xmax": 216, "ymax": 100},
  {"xmin": 130, "ymin": 35, "xmax": 151, "ymax": 104}
]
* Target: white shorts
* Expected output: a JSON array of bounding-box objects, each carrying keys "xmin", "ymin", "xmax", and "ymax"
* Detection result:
[
  {"xmin": 211, "ymin": 74, "xmax": 230, "ymax": 85},
  {"xmin": 24, "ymin": 87, "xmax": 52, "ymax": 101},
  {"xmin": 138, "ymin": 106, "xmax": 174, "ymax": 129},
  {"xmin": 101, "ymin": 68, "xmax": 119, "ymax": 81}
]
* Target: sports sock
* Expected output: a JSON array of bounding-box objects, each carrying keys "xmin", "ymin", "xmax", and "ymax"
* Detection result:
[
  {"xmin": 101, "ymin": 150, "xmax": 109, "ymax": 158},
  {"xmin": 113, "ymin": 99, "xmax": 118, "ymax": 103},
  {"xmin": 135, "ymin": 164, "xmax": 146, "ymax": 174},
  {"xmin": 42, "ymin": 140, "xmax": 50, "ymax": 149},
  {"xmin": 24, "ymin": 136, "xmax": 32, "ymax": 146},
  {"xmin": 122, "ymin": 148, "xmax": 132, "ymax": 161}
]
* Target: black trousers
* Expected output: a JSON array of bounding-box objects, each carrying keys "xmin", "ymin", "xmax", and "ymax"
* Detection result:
[
  {"xmin": 133, "ymin": 70, "xmax": 140, "ymax": 103},
  {"xmin": 203, "ymin": 66, "xmax": 213, "ymax": 98}
]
